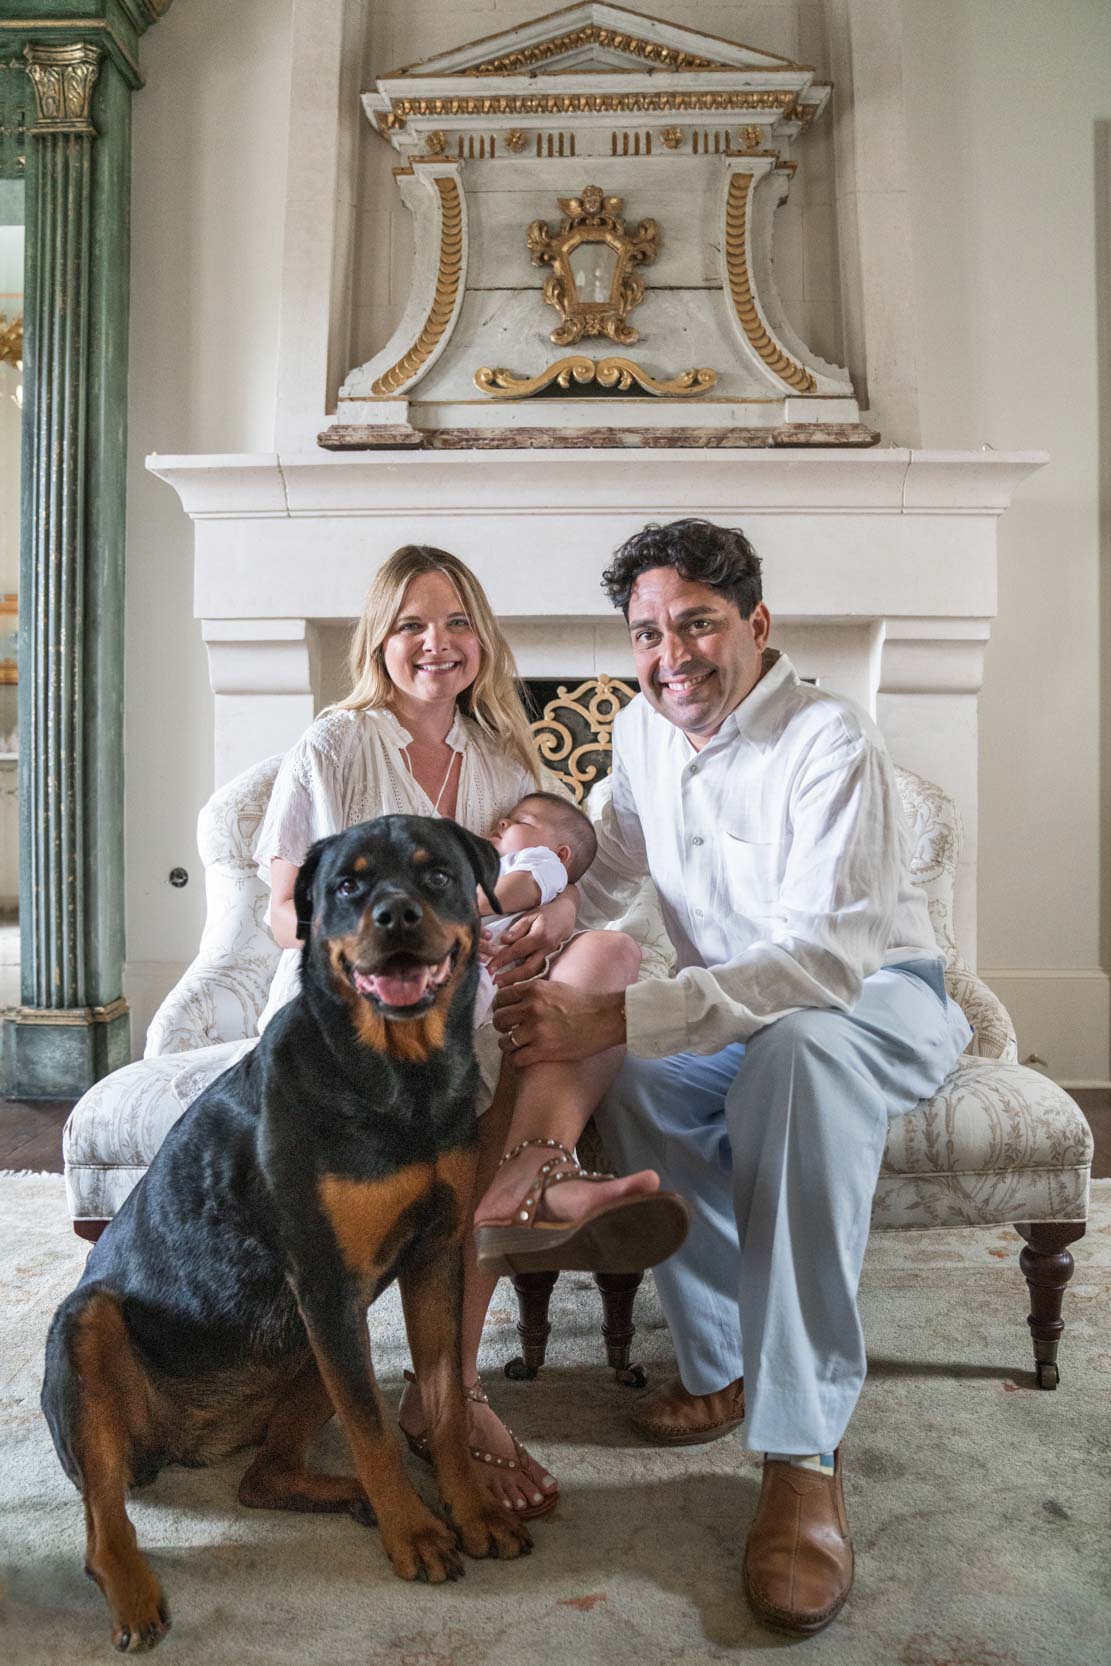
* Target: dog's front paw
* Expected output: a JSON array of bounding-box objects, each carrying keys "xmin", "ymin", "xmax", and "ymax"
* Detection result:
[
  {"xmin": 454, "ymin": 1498, "xmax": 533, "ymax": 1561},
  {"xmin": 87, "ymin": 1559, "xmax": 170, "ymax": 1653},
  {"xmin": 382, "ymin": 1505, "xmax": 465, "ymax": 1584}
]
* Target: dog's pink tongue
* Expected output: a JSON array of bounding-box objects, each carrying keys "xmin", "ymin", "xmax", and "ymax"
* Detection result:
[{"xmin": 355, "ymin": 965, "xmax": 430, "ymax": 1007}]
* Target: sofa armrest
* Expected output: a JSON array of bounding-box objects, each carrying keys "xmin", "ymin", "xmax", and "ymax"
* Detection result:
[
  {"xmin": 946, "ymin": 959, "xmax": 1018, "ymax": 1062},
  {"xmin": 144, "ymin": 951, "xmax": 280, "ymax": 1056},
  {"xmin": 145, "ymin": 876, "xmax": 281, "ymax": 1057}
]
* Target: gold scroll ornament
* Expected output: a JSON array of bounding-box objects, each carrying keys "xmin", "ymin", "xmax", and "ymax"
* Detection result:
[
  {"xmin": 474, "ymin": 356, "xmax": 717, "ymax": 399},
  {"xmin": 528, "ymin": 676, "xmax": 637, "ymax": 803}
]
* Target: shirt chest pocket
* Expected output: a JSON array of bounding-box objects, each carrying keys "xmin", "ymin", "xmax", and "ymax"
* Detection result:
[{"xmin": 718, "ymin": 824, "xmax": 784, "ymax": 911}]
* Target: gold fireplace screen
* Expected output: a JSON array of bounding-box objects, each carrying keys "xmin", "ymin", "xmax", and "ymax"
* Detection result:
[{"xmin": 526, "ymin": 674, "xmax": 636, "ymax": 803}]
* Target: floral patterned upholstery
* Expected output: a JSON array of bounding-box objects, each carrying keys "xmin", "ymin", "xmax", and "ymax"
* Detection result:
[{"xmin": 64, "ymin": 761, "xmax": 1091, "ymax": 1236}]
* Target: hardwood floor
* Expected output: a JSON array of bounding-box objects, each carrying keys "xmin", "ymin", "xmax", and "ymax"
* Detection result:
[
  {"xmin": 2, "ymin": 1089, "xmax": 1110, "ymax": 1178},
  {"xmin": 0, "ymin": 1099, "xmax": 75, "ymax": 1173}
]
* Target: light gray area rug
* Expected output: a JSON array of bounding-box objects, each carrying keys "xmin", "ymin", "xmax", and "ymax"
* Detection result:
[{"xmin": 2, "ymin": 1171, "xmax": 1109, "ymax": 1666}]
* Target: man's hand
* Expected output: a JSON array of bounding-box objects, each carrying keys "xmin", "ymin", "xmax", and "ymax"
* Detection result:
[
  {"xmin": 484, "ymin": 890, "xmax": 579, "ymax": 987},
  {"xmin": 493, "ymin": 981, "xmax": 626, "ymax": 1068}
]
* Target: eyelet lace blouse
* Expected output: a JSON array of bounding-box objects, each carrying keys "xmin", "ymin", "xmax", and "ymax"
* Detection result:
[{"xmin": 253, "ymin": 703, "xmax": 547, "ymax": 1027}]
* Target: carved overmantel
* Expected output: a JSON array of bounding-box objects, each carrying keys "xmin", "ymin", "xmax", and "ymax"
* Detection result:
[{"xmin": 321, "ymin": 2, "xmax": 867, "ymax": 450}]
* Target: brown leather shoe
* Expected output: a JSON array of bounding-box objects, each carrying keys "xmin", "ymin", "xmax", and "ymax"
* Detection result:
[
  {"xmin": 629, "ymin": 1375, "xmax": 744, "ymax": 1445},
  {"xmin": 743, "ymin": 1449, "xmax": 854, "ymax": 1635}
]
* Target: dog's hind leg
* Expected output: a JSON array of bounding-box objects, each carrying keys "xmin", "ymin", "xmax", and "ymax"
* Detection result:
[
  {"xmin": 238, "ymin": 1355, "xmax": 373, "ymax": 1525},
  {"xmin": 44, "ymin": 1289, "xmax": 171, "ymax": 1653}
]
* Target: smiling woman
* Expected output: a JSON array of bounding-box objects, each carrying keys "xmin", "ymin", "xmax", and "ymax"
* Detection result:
[{"xmin": 252, "ymin": 543, "xmax": 577, "ymax": 1518}]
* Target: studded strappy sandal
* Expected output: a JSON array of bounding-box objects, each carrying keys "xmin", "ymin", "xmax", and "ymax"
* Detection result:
[
  {"xmin": 474, "ymin": 1138, "xmax": 690, "ymax": 1277},
  {"xmin": 399, "ymin": 1370, "xmax": 558, "ymax": 1522}
]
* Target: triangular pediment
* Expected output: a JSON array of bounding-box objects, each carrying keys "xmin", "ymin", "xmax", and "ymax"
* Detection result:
[{"xmin": 385, "ymin": 2, "xmax": 806, "ymax": 81}]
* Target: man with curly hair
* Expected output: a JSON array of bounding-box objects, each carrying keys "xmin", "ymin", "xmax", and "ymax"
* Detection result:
[{"xmin": 493, "ymin": 518, "xmax": 972, "ymax": 1635}]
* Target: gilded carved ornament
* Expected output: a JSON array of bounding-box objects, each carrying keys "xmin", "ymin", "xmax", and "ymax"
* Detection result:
[
  {"xmin": 528, "ymin": 677, "xmax": 637, "ymax": 804},
  {"xmin": 0, "ymin": 313, "xmax": 21, "ymax": 370},
  {"xmin": 724, "ymin": 171, "xmax": 815, "ymax": 394},
  {"xmin": 527, "ymin": 184, "xmax": 658, "ymax": 347},
  {"xmin": 23, "ymin": 42, "xmax": 102, "ymax": 135},
  {"xmin": 370, "ymin": 175, "xmax": 463, "ymax": 396},
  {"xmin": 379, "ymin": 90, "xmax": 795, "ymax": 131},
  {"xmin": 474, "ymin": 356, "xmax": 717, "ymax": 398},
  {"xmin": 464, "ymin": 26, "xmax": 722, "ymax": 76}
]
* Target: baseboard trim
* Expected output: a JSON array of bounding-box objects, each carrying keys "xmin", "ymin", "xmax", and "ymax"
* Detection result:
[{"xmin": 979, "ymin": 969, "xmax": 1110, "ymax": 1084}]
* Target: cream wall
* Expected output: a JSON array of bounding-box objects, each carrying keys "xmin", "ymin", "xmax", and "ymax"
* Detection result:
[
  {"xmin": 121, "ymin": 0, "xmax": 1111, "ymax": 1082},
  {"xmin": 901, "ymin": 0, "xmax": 1111, "ymax": 1082},
  {"xmin": 123, "ymin": 0, "xmax": 292, "ymax": 1039}
]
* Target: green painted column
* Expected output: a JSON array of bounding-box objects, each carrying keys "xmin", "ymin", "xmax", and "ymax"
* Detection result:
[
  {"xmin": 8, "ymin": 40, "xmax": 128, "ymax": 1094},
  {"xmin": 1, "ymin": 4, "xmax": 171, "ymax": 1096}
]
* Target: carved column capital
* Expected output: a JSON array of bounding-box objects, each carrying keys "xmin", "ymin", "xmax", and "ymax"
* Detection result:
[{"xmin": 23, "ymin": 41, "xmax": 102, "ymax": 137}]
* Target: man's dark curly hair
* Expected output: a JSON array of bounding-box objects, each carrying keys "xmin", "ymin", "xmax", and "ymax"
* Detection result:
[{"xmin": 601, "ymin": 518, "xmax": 763, "ymax": 619}]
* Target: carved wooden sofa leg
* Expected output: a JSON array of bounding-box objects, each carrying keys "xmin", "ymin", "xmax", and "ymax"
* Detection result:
[
  {"xmin": 595, "ymin": 1271, "xmax": 646, "ymax": 1387},
  {"xmin": 504, "ymin": 1270, "xmax": 559, "ymax": 1379},
  {"xmin": 1014, "ymin": 1221, "xmax": 1087, "ymax": 1389}
]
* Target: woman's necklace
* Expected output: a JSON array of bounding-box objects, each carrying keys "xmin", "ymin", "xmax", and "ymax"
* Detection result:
[{"xmin": 402, "ymin": 741, "xmax": 456, "ymax": 816}]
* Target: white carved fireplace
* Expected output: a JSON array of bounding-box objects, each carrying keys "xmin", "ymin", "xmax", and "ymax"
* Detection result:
[{"xmin": 149, "ymin": 444, "xmax": 1044, "ymax": 962}]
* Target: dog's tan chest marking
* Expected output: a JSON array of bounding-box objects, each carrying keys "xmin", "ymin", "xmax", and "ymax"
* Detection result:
[{"xmin": 319, "ymin": 1167, "xmax": 436, "ymax": 1281}]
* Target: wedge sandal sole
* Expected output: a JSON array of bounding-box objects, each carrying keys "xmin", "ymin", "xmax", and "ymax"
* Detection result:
[{"xmin": 475, "ymin": 1191, "xmax": 690, "ymax": 1276}]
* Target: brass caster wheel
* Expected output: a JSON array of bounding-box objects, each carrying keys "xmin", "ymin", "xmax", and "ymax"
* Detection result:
[
  {"xmin": 1035, "ymin": 1359, "xmax": 1059, "ymax": 1390},
  {"xmin": 615, "ymin": 1364, "xmax": 647, "ymax": 1388},
  {"xmin": 504, "ymin": 1356, "xmax": 540, "ymax": 1381}
]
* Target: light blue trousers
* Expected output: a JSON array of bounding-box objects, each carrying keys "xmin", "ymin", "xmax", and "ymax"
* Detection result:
[{"xmin": 595, "ymin": 962, "xmax": 972, "ymax": 1455}]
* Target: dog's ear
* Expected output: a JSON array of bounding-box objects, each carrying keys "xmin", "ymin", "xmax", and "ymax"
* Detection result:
[
  {"xmin": 293, "ymin": 839, "xmax": 329, "ymax": 941},
  {"xmin": 443, "ymin": 823, "xmax": 502, "ymax": 914}
]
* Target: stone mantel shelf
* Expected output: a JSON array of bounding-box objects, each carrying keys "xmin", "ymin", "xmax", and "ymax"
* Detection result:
[{"xmin": 149, "ymin": 448, "xmax": 1047, "ymax": 522}]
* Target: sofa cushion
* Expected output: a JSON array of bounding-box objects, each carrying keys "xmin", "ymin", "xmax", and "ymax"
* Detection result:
[
  {"xmin": 873, "ymin": 1057, "xmax": 1092, "ymax": 1230},
  {"xmin": 65, "ymin": 1045, "xmax": 1091, "ymax": 1235}
]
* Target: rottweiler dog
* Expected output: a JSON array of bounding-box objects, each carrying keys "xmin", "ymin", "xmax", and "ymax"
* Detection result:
[{"xmin": 42, "ymin": 814, "xmax": 532, "ymax": 1654}]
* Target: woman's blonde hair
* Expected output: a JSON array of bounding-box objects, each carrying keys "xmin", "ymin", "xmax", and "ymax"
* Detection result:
[{"xmin": 337, "ymin": 545, "xmax": 541, "ymax": 786}]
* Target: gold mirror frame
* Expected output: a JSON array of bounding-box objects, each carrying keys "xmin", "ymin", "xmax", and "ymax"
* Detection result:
[{"xmin": 527, "ymin": 185, "xmax": 659, "ymax": 347}]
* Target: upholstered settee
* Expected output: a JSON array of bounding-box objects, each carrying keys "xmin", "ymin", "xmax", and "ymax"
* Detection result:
[{"xmin": 63, "ymin": 758, "xmax": 1092, "ymax": 1389}]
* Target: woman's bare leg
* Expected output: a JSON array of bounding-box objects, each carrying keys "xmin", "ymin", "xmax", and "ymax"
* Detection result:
[
  {"xmin": 398, "ymin": 1060, "xmax": 558, "ymax": 1512},
  {"xmin": 400, "ymin": 933, "xmax": 650, "ymax": 1512},
  {"xmin": 476, "ymin": 931, "xmax": 659, "ymax": 1227}
]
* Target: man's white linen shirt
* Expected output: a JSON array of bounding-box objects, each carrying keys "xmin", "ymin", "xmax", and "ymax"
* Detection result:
[{"xmin": 578, "ymin": 650, "xmax": 939, "ymax": 1060}]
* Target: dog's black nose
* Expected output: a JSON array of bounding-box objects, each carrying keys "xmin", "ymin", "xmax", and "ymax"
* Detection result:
[{"xmin": 371, "ymin": 890, "xmax": 423, "ymax": 931}]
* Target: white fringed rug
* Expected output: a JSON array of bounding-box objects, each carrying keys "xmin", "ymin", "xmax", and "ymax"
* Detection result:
[{"xmin": 2, "ymin": 1171, "xmax": 1109, "ymax": 1666}]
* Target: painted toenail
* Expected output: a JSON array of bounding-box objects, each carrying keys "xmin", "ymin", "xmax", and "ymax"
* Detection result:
[
  {"xmin": 543, "ymin": 1476, "xmax": 556, "ymax": 1488},
  {"xmin": 514, "ymin": 1499, "xmax": 526, "ymax": 1510},
  {"xmin": 531, "ymin": 1492, "xmax": 544, "ymax": 1504}
]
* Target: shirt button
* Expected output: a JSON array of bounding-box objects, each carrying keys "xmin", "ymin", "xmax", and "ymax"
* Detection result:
[
  {"xmin": 695, "ymin": 908, "xmax": 704, "ymax": 917},
  {"xmin": 689, "ymin": 764, "xmax": 699, "ymax": 775},
  {"xmin": 691, "ymin": 835, "xmax": 704, "ymax": 846}
]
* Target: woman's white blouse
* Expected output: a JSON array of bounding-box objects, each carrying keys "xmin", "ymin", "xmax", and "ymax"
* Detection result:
[{"xmin": 254, "ymin": 704, "xmax": 543, "ymax": 1025}]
